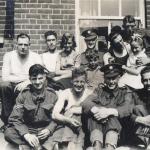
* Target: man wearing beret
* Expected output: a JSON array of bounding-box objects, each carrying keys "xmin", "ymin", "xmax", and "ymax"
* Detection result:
[
  {"xmin": 75, "ymin": 28, "xmax": 104, "ymax": 69},
  {"xmin": 81, "ymin": 63, "xmax": 134, "ymax": 150},
  {"xmin": 131, "ymin": 65, "xmax": 150, "ymax": 149}
]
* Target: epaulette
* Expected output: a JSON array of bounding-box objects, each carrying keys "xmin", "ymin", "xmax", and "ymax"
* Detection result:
[
  {"xmin": 119, "ymin": 85, "xmax": 133, "ymax": 93},
  {"xmin": 20, "ymin": 86, "xmax": 30, "ymax": 93},
  {"xmin": 46, "ymin": 87, "xmax": 56, "ymax": 95}
]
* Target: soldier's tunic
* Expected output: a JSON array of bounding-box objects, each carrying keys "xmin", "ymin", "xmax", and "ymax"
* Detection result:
[
  {"xmin": 81, "ymin": 86, "xmax": 133, "ymax": 141},
  {"xmin": 4, "ymin": 86, "xmax": 58, "ymax": 149}
]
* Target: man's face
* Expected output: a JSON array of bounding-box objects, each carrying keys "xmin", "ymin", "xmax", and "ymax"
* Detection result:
[
  {"xmin": 85, "ymin": 38, "xmax": 97, "ymax": 49},
  {"xmin": 30, "ymin": 74, "xmax": 46, "ymax": 91},
  {"xmin": 104, "ymin": 75, "xmax": 120, "ymax": 90},
  {"xmin": 142, "ymin": 72, "xmax": 150, "ymax": 91},
  {"xmin": 72, "ymin": 75, "xmax": 86, "ymax": 94},
  {"xmin": 124, "ymin": 22, "xmax": 136, "ymax": 36},
  {"xmin": 17, "ymin": 37, "xmax": 30, "ymax": 57},
  {"xmin": 113, "ymin": 34, "xmax": 124, "ymax": 50},
  {"xmin": 46, "ymin": 35, "xmax": 57, "ymax": 52}
]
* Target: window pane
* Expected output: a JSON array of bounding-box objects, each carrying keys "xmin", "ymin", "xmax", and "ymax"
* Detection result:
[
  {"xmin": 79, "ymin": 0, "xmax": 98, "ymax": 16},
  {"xmin": 101, "ymin": 0, "xmax": 119, "ymax": 16},
  {"xmin": 122, "ymin": 0, "xmax": 139, "ymax": 17}
]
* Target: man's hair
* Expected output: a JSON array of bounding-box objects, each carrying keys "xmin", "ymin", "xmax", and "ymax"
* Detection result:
[
  {"xmin": 72, "ymin": 67, "xmax": 87, "ymax": 80},
  {"xmin": 17, "ymin": 33, "xmax": 30, "ymax": 41},
  {"xmin": 44, "ymin": 30, "xmax": 57, "ymax": 39},
  {"xmin": 123, "ymin": 15, "xmax": 135, "ymax": 26},
  {"xmin": 60, "ymin": 32, "xmax": 77, "ymax": 49},
  {"xmin": 29, "ymin": 64, "xmax": 46, "ymax": 77},
  {"xmin": 141, "ymin": 65, "xmax": 150, "ymax": 78}
]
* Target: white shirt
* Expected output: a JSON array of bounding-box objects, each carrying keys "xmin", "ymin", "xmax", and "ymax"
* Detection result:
[
  {"xmin": 2, "ymin": 50, "xmax": 42, "ymax": 83},
  {"xmin": 41, "ymin": 51, "xmax": 60, "ymax": 72}
]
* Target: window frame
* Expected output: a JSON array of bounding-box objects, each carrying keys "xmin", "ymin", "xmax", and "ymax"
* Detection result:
[{"xmin": 75, "ymin": 0, "xmax": 145, "ymax": 52}]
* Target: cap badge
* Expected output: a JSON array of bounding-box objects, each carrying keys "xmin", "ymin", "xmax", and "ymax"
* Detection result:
[
  {"xmin": 109, "ymin": 66, "xmax": 113, "ymax": 70},
  {"xmin": 88, "ymin": 30, "xmax": 91, "ymax": 34}
]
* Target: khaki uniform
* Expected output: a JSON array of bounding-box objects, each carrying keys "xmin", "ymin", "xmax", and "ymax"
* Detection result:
[{"xmin": 4, "ymin": 86, "xmax": 58, "ymax": 149}]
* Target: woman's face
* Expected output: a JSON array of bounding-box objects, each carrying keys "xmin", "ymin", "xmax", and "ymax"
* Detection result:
[
  {"xmin": 131, "ymin": 41, "xmax": 142, "ymax": 55},
  {"xmin": 64, "ymin": 40, "xmax": 73, "ymax": 53}
]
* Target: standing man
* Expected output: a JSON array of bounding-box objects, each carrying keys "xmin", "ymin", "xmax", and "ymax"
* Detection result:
[
  {"xmin": 0, "ymin": 33, "xmax": 42, "ymax": 126},
  {"xmin": 75, "ymin": 29, "xmax": 104, "ymax": 68},
  {"xmin": 5, "ymin": 64, "xmax": 58, "ymax": 150},
  {"xmin": 82, "ymin": 64, "xmax": 134, "ymax": 150},
  {"xmin": 41, "ymin": 30, "xmax": 59, "ymax": 76}
]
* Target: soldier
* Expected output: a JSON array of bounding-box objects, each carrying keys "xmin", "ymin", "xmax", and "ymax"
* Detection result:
[
  {"xmin": 132, "ymin": 65, "xmax": 150, "ymax": 149},
  {"xmin": 81, "ymin": 64, "xmax": 134, "ymax": 150},
  {"xmin": 4, "ymin": 64, "xmax": 58, "ymax": 150},
  {"xmin": 75, "ymin": 28, "xmax": 104, "ymax": 68}
]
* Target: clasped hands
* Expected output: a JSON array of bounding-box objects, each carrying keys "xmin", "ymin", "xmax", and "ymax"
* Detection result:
[
  {"xmin": 91, "ymin": 106, "xmax": 118, "ymax": 121},
  {"xmin": 24, "ymin": 128, "xmax": 50, "ymax": 148}
]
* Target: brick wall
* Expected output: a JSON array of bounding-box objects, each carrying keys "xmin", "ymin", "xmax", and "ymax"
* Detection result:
[{"xmin": 0, "ymin": 0, "xmax": 75, "ymax": 74}]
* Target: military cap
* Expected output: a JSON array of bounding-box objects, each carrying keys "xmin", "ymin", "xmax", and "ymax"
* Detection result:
[
  {"xmin": 81, "ymin": 28, "xmax": 97, "ymax": 41},
  {"xmin": 100, "ymin": 63, "xmax": 123, "ymax": 78}
]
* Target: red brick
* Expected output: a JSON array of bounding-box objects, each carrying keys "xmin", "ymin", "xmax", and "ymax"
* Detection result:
[
  {"xmin": 15, "ymin": 9, "xmax": 29, "ymax": 13},
  {"xmin": 37, "ymin": 20, "xmax": 51, "ymax": 24},
  {"xmin": 29, "ymin": 9, "xmax": 38, "ymax": 13},
  {"xmin": 30, "ymin": 0, "xmax": 38, "ymax": 3},
  {"xmin": 25, "ymin": 25, "xmax": 40, "ymax": 29},
  {"xmin": 51, "ymin": 15, "xmax": 63, "ymax": 19},
  {"xmin": 27, "ymin": 3, "xmax": 41, "ymax": 8},
  {"xmin": 30, "ymin": 19, "xmax": 37, "ymax": 24},
  {"xmin": 53, "ymin": 20, "xmax": 60, "ymax": 24},
  {"xmin": 61, "ymin": 20, "xmax": 75, "ymax": 24},
  {"xmin": 61, "ymin": 10, "xmax": 75, "ymax": 14},
  {"xmin": 41, "ymin": 14, "xmax": 49, "ymax": 19},
  {"xmin": 49, "ymin": 4, "xmax": 64, "ymax": 9},
  {"xmin": 26, "ymin": 14, "xmax": 40, "ymax": 19},
  {"xmin": 15, "ymin": 0, "xmax": 30, "ymax": 3},
  {"xmin": 0, "ymin": 2, "xmax": 6, "ymax": 6},
  {"xmin": 61, "ymin": 0, "xmax": 75, "ymax": 4},
  {"xmin": 38, "ymin": 0, "xmax": 52, "ymax": 3},
  {"xmin": 38, "ymin": 9, "xmax": 52, "ymax": 14},
  {"xmin": 15, "ymin": 19, "xmax": 30, "ymax": 24},
  {"xmin": 30, "ymin": 30, "xmax": 37, "ymax": 34},
  {"xmin": 41, "ymin": 25, "xmax": 49, "ymax": 29},
  {"xmin": 53, "ymin": 10, "xmax": 60, "ymax": 14},
  {"xmin": 42, "ymin": 4, "xmax": 49, "ymax": 8}
]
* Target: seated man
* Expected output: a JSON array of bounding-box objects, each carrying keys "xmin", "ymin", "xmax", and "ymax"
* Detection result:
[
  {"xmin": 132, "ymin": 65, "xmax": 150, "ymax": 149},
  {"xmin": 52, "ymin": 68, "xmax": 93, "ymax": 150},
  {"xmin": 82, "ymin": 64, "xmax": 134, "ymax": 150},
  {"xmin": 0, "ymin": 33, "xmax": 42, "ymax": 126},
  {"xmin": 4, "ymin": 64, "xmax": 58, "ymax": 150}
]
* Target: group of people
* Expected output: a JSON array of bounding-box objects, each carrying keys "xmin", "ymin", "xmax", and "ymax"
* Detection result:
[{"xmin": 0, "ymin": 15, "xmax": 150, "ymax": 150}]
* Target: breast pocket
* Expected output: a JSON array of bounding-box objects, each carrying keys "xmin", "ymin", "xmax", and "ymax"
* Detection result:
[{"xmin": 23, "ymin": 104, "xmax": 36, "ymax": 122}]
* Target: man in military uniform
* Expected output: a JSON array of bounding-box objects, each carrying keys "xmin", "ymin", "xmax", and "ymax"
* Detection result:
[
  {"xmin": 132, "ymin": 65, "xmax": 150, "ymax": 149},
  {"xmin": 81, "ymin": 64, "xmax": 134, "ymax": 150},
  {"xmin": 75, "ymin": 28, "xmax": 104, "ymax": 68},
  {"xmin": 4, "ymin": 64, "xmax": 58, "ymax": 150}
]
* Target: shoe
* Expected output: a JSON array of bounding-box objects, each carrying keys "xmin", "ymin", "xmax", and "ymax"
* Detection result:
[{"xmin": 0, "ymin": 125, "xmax": 6, "ymax": 133}]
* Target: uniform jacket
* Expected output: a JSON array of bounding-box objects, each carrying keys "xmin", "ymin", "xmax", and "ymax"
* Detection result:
[
  {"xmin": 82, "ymin": 86, "xmax": 134, "ymax": 118},
  {"xmin": 8, "ymin": 85, "xmax": 58, "ymax": 137}
]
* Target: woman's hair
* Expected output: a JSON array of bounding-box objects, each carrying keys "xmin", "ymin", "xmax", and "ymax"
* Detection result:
[{"xmin": 60, "ymin": 32, "xmax": 77, "ymax": 49}]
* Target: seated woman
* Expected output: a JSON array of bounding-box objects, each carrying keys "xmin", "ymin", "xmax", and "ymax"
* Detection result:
[
  {"xmin": 52, "ymin": 68, "xmax": 93, "ymax": 150},
  {"xmin": 54, "ymin": 32, "xmax": 78, "ymax": 89},
  {"xmin": 119, "ymin": 35, "xmax": 147, "ymax": 89}
]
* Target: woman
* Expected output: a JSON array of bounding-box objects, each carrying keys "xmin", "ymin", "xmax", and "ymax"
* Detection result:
[{"xmin": 54, "ymin": 32, "xmax": 78, "ymax": 89}]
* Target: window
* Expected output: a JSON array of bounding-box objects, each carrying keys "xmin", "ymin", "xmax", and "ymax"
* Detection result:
[{"xmin": 75, "ymin": 0, "xmax": 145, "ymax": 52}]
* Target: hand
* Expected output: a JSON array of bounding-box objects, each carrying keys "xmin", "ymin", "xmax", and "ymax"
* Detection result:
[
  {"xmin": 24, "ymin": 133, "xmax": 39, "ymax": 148},
  {"xmin": 65, "ymin": 108, "xmax": 74, "ymax": 118},
  {"xmin": 37, "ymin": 129, "xmax": 50, "ymax": 140},
  {"xmin": 136, "ymin": 116, "xmax": 150, "ymax": 127},
  {"xmin": 14, "ymin": 80, "xmax": 30, "ymax": 92},
  {"xmin": 136, "ymin": 57, "xmax": 150, "ymax": 66},
  {"xmin": 67, "ymin": 118, "xmax": 81, "ymax": 127}
]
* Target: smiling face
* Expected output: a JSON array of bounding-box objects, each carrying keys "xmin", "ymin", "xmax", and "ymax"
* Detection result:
[
  {"xmin": 46, "ymin": 35, "xmax": 57, "ymax": 52},
  {"xmin": 72, "ymin": 75, "xmax": 86, "ymax": 95},
  {"xmin": 17, "ymin": 37, "xmax": 30, "ymax": 57},
  {"xmin": 30, "ymin": 74, "xmax": 46, "ymax": 91},
  {"xmin": 142, "ymin": 72, "xmax": 150, "ymax": 91},
  {"xmin": 131, "ymin": 41, "xmax": 142, "ymax": 55},
  {"xmin": 85, "ymin": 38, "xmax": 97, "ymax": 49},
  {"xmin": 104, "ymin": 75, "xmax": 120, "ymax": 90}
]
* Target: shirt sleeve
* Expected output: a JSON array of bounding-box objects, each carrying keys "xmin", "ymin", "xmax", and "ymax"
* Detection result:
[{"xmin": 8, "ymin": 93, "xmax": 29, "ymax": 137}]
